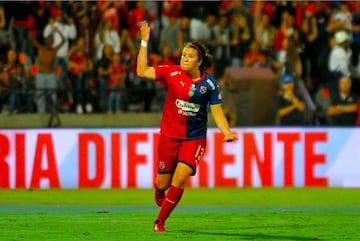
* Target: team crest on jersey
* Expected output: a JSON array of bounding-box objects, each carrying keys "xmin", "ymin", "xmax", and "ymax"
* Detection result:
[
  {"xmin": 200, "ymin": 86, "xmax": 207, "ymax": 94},
  {"xmin": 159, "ymin": 161, "xmax": 166, "ymax": 170},
  {"xmin": 188, "ymin": 84, "xmax": 196, "ymax": 97}
]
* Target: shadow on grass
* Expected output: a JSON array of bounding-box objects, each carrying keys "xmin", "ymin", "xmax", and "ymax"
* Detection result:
[{"xmin": 177, "ymin": 230, "xmax": 323, "ymax": 240}]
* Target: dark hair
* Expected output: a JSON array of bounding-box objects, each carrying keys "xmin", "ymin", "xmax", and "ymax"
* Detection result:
[{"xmin": 184, "ymin": 41, "xmax": 213, "ymax": 70}]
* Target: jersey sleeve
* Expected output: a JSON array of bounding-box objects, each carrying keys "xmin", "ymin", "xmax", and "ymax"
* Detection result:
[
  {"xmin": 208, "ymin": 76, "xmax": 222, "ymax": 105},
  {"xmin": 154, "ymin": 65, "xmax": 170, "ymax": 86}
]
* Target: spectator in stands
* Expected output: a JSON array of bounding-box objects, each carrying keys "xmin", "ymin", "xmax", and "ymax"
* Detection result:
[
  {"xmin": 43, "ymin": 12, "xmax": 77, "ymax": 86},
  {"xmin": 314, "ymin": 2, "xmax": 331, "ymax": 38},
  {"xmin": 145, "ymin": 1, "xmax": 162, "ymax": 53},
  {"xmin": 161, "ymin": 0, "xmax": 182, "ymax": 29},
  {"xmin": 201, "ymin": 14, "xmax": 218, "ymax": 49},
  {"xmin": 128, "ymin": 1, "xmax": 155, "ymax": 43},
  {"xmin": 244, "ymin": 40, "xmax": 267, "ymax": 68},
  {"xmin": 177, "ymin": 15, "xmax": 191, "ymax": 54},
  {"xmin": 95, "ymin": 18, "xmax": 120, "ymax": 61},
  {"xmin": 328, "ymin": 30, "xmax": 352, "ymax": 98},
  {"xmin": 69, "ymin": 0, "xmax": 94, "ymax": 22},
  {"xmin": 0, "ymin": 1, "xmax": 354, "ymax": 122},
  {"xmin": 159, "ymin": 46, "xmax": 176, "ymax": 66},
  {"xmin": 97, "ymin": 1, "xmax": 122, "ymax": 32},
  {"xmin": 3, "ymin": 49, "xmax": 18, "ymax": 77},
  {"xmin": 273, "ymin": 10, "xmax": 296, "ymax": 53},
  {"xmin": 0, "ymin": 59, "xmax": 11, "ymax": 113},
  {"xmin": 6, "ymin": 2, "xmax": 38, "ymax": 61},
  {"xmin": 119, "ymin": 29, "xmax": 137, "ymax": 70},
  {"xmin": 43, "ymin": 12, "xmax": 77, "ymax": 111},
  {"xmin": 253, "ymin": 3, "xmax": 276, "ymax": 55},
  {"xmin": 8, "ymin": 63, "xmax": 34, "ymax": 113},
  {"xmin": 299, "ymin": 9, "xmax": 319, "ymax": 93},
  {"xmin": 0, "ymin": 49, "xmax": 19, "ymax": 113},
  {"xmin": 0, "ymin": 4, "xmax": 8, "ymax": 56},
  {"xmin": 327, "ymin": 2, "xmax": 352, "ymax": 35},
  {"xmin": 160, "ymin": 15, "xmax": 180, "ymax": 59},
  {"xmin": 107, "ymin": 53, "xmax": 127, "ymax": 114},
  {"xmin": 327, "ymin": 76, "xmax": 358, "ymax": 126},
  {"xmin": 77, "ymin": 15, "xmax": 96, "ymax": 59},
  {"xmin": 68, "ymin": 38, "xmax": 94, "ymax": 114},
  {"xmin": 272, "ymin": 37, "xmax": 302, "ymax": 77},
  {"xmin": 118, "ymin": 29, "xmax": 136, "ymax": 97},
  {"xmin": 221, "ymin": 0, "xmax": 249, "ymax": 19},
  {"xmin": 285, "ymin": 37, "xmax": 302, "ymax": 77},
  {"xmin": 30, "ymin": 27, "xmax": 65, "ymax": 113},
  {"xmin": 229, "ymin": 13, "xmax": 251, "ymax": 67},
  {"xmin": 277, "ymin": 75, "xmax": 305, "ymax": 126},
  {"xmin": 315, "ymin": 87, "xmax": 332, "ymax": 125},
  {"xmin": 213, "ymin": 14, "xmax": 231, "ymax": 79},
  {"xmin": 260, "ymin": 14, "xmax": 277, "ymax": 55},
  {"xmin": 352, "ymin": 2, "xmax": 360, "ymax": 47},
  {"xmin": 317, "ymin": 36, "xmax": 336, "ymax": 91},
  {"xmin": 96, "ymin": 44, "xmax": 113, "ymax": 113}
]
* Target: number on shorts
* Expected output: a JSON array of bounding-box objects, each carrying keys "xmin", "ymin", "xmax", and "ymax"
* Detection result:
[{"xmin": 194, "ymin": 145, "xmax": 205, "ymax": 165}]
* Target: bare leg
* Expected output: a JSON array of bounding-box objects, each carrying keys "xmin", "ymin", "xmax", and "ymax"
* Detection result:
[
  {"xmin": 154, "ymin": 173, "xmax": 172, "ymax": 207},
  {"xmin": 155, "ymin": 173, "xmax": 172, "ymax": 191},
  {"xmin": 154, "ymin": 163, "xmax": 192, "ymax": 231}
]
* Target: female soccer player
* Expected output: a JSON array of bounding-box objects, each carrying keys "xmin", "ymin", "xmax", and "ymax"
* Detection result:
[{"xmin": 137, "ymin": 21, "xmax": 238, "ymax": 232}]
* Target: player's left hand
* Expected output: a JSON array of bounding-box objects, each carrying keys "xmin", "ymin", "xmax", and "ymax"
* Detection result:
[
  {"xmin": 224, "ymin": 132, "xmax": 238, "ymax": 142},
  {"xmin": 140, "ymin": 21, "xmax": 150, "ymax": 42}
]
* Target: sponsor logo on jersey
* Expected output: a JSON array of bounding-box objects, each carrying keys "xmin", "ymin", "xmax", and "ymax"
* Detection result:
[
  {"xmin": 207, "ymin": 79, "xmax": 215, "ymax": 90},
  {"xmin": 200, "ymin": 86, "xmax": 207, "ymax": 94},
  {"xmin": 170, "ymin": 71, "xmax": 180, "ymax": 76},
  {"xmin": 176, "ymin": 99, "xmax": 200, "ymax": 112},
  {"xmin": 177, "ymin": 109, "xmax": 197, "ymax": 116}
]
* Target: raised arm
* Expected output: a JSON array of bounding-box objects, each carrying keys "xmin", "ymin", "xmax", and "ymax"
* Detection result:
[
  {"xmin": 136, "ymin": 22, "xmax": 156, "ymax": 80},
  {"xmin": 29, "ymin": 32, "xmax": 42, "ymax": 49},
  {"xmin": 210, "ymin": 104, "xmax": 238, "ymax": 142},
  {"xmin": 0, "ymin": 7, "xmax": 6, "ymax": 29},
  {"xmin": 53, "ymin": 27, "xmax": 65, "ymax": 52}
]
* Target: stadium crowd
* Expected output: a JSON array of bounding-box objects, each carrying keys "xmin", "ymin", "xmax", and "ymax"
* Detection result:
[{"xmin": 0, "ymin": 0, "xmax": 359, "ymax": 126}]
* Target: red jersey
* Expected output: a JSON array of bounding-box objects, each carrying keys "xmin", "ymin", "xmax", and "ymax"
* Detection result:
[
  {"xmin": 162, "ymin": 0, "xmax": 182, "ymax": 18},
  {"xmin": 128, "ymin": 8, "xmax": 154, "ymax": 39},
  {"xmin": 109, "ymin": 63, "xmax": 127, "ymax": 87},
  {"xmin": 154, "ymin": 65, "xmax": 222, "ymax": 140},
  {"xmin": 69, "ymin": 54, "xmax": 86, "ymax": 75},
  {"xmin": 244, "ymin": 52, "xmax": 266, "ymax": 66}
]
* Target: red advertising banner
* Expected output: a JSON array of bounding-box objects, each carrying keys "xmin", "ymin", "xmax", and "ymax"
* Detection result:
[{"xmin": 0, "ymin": 128, "xmax": 359, "ymax": 189}]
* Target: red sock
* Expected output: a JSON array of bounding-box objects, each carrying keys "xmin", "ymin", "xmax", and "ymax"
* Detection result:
[{"xmin": 156, "ymin": 185, "xmax": 184, "ymax": 224}]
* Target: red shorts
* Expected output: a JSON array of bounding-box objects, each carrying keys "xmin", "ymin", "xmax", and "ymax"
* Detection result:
[{"xmin": 157, "ymin": 134, "xmax": 206, "ymax": 176}]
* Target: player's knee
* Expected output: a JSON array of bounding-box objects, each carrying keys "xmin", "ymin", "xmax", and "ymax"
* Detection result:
[
  {"xmin": 156, "ymin": 181, "xmax": 170, "ymax": 191},
  {"xmin": 171, "ymin": 172, "xmax": 191, "ymax": 188},
  {"xmin": 172, "ymin": 163, "xmax": 193, "ymax": 188},
  {"xmin": 171, "ymin": 175, "xmax": 189, "ymax": 188},
  {"xmin": 156, "ymin": 175, "xmax": 171, "ymax": 191}
]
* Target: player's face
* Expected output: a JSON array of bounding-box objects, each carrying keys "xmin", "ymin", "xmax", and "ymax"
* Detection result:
[{"xmin": 180, "ymin": 47, "xmax": 201, "ymax": 72}]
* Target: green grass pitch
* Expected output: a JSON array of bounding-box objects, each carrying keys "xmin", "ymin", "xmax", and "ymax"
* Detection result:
[{"xmin": 0, "ymin": 188, "xmax": 359, "ymax": 241}]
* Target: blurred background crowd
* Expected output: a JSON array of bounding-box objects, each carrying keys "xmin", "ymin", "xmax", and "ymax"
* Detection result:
[{"xmin": 0, "ymin": 0, "xmax": 359, "ymax": 126}]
